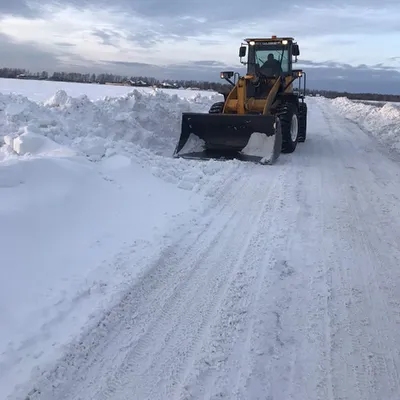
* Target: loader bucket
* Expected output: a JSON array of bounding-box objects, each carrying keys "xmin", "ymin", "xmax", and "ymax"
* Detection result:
[{"xmin": 173, "ymin": 112, "xmax": 282, "ymax": 165}]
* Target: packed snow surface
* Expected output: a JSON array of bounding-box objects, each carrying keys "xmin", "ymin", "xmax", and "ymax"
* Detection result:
[{"xmin": 2, "ymin": 80, "xmax": 400, "ymax": 400}]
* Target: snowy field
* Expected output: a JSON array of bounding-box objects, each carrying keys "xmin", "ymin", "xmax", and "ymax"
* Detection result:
[
  {"xmin": 2, "ymin": 78, "xmax": 400, "ymax": 399},
  {"xmin": 0, "ymin": 77, "xmax": 209, "ymax": 102}
]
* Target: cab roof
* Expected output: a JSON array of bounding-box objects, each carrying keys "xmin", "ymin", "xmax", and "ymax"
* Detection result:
[{"xmin": 244, "ymin": 37, "xmax": 294, "ymax": 42}]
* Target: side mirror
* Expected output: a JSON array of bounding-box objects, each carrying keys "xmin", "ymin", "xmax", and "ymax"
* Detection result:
[
  {"xmin": 220, "ymin": 71, "xmax": 234, "ymax": 79},
  {"xmin": 239, "ymin": 46, "xmax": 246, "ymax": 58},
  {"xmin": 292, "ymin": 44, "xmax": 300, "ymax": 56}
]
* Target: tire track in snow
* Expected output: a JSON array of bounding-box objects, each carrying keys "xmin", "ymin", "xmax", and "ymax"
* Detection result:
[
  {"xmin": 175, "ymin": 137, "xmax": 333, "ymax": 399},
  {"xmin": 235, "ymin": 159, "xmax": 327, "ymax": 399},
  {"xmin": 208, "ymin": 173, "xmax": 298, "ymax": 399},
  {"xmin": 16, "ymin": 163, "xmax": 282, "ymax": 400},
  {"xmin": 110, "ymin": 164, "xmax": 290, "ymax": 400},
  {"xmin": 137, "ymin": 171, "xmax": 286, "ymax": 400},
  {"xmin": 13, "ymin": 162, "xmax": 245, "ymax": 400},
  {"xmin": 221, "ymin": 174, "xmax": 298, "ymax": 399},
  {"xmin": 322, "ymin": 101, "xmax": 400, "ymax": 400},
  {"xmin": 294, "ymin": 152, "xmax": 329, "ymax": 399},
  {"xmin": 13, "ymin": 97, "xmax": 400, "ymax": 400},
  {"xmin": 320, "ymin": 102, "xmax": 373, "ymax": 400},
  {"xmin": 320, "ymin": 101, "xmax": 400, "ymax": 400},
  {"xmin": 95, "ymin": 173, "xmax": 262, "ymax": 400},
  {"xmin": 173, "ymin": 166, "xmax": 290, "ymax": 399}
]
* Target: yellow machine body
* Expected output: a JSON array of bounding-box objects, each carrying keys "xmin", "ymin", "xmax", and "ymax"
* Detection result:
[{"xmin": 174, "ymin": 36, "xmax": 307, "ymax": 164}]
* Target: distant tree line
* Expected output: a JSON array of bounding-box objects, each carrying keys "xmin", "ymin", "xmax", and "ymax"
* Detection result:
[
  {"xmin": 1, "ymin": 67, "xmax": 400, "ymax": 102},
  {"xmin": 0, "ymin": 67, "xmax": 231, "ymax": 93}
]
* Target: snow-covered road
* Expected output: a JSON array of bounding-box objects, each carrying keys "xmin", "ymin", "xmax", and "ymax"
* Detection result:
[{"xmin": 7, "ymin": 96, "xmax": 400, "ymax": 400}]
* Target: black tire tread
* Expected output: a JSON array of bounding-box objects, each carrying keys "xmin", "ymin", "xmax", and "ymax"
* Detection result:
[
  {"xmin": 279, "ymin": 103, "xmax": 299, "ymax": 153},
  {"xmin": 298, "ymin": 102, "xmax": 307, "ymax": 142},
  {"xmin": 209, "ymin": 102, "xmax": 225, "ymax": 114}
]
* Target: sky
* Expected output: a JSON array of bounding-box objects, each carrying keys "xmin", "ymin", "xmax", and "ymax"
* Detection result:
[{"xmin": 0, "ymin": 1, "xmax": 400, "ymax": 93}]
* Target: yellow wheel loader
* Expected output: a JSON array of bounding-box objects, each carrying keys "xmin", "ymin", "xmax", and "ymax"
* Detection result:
[{"xmin": 173, "ymin": 36, "xmax": 308, "ymax": 164}]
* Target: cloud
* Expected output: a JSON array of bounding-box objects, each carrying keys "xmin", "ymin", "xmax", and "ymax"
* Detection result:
[
  {"xmin": 0, "ymin": 32, "xmax": 62, "ymax": 70},
  {"xmin": 100, "ymin": 59, "xmax": 233, "ymax": 81},
  {"xmin": 126, "ymin": 30, "xmax": 165, "ymax": 48},
  {"xmin": 0, "ymin": 1, "xmax": 39, "ymax": 18},
  {"xmin": 0, "ymin": 32, "xmax": 107, "ymax": 73},
  {"xmin": 297, "ymin": 60, "xmax": 400, "ymax": 93},
  {"xmin": 4, "ymin": 1, "xmax": 399, "ymax": 39},
  {"xmin": 54, "ymin": 42, "xmax": 76, "ymax": 47},
  {"xmin": 83, "ymin": 0, "xmax": 400, "ymax": 39},
  {"xmin": 0, "ymin": 1, "xmax": 400, "ymax": 94},
  {"xmin": 84, "ymin": 0, "xmax": 400, "ymax": 27},
  {"xmin": 300, "ymin": 60, "xmax": 353, "ymax": 69},
  {"xmin": 91, "ymin": 29, "xmax": 121, "ymax": 47}
]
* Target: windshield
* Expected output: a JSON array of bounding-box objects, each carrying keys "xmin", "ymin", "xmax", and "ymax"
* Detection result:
[{"xmin": 250, "ymin": 45, "xmax": 290, "ymax": 76}]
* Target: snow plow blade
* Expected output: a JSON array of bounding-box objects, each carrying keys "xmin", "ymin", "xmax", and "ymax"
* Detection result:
[{"xmin": 173, "ymin": 112, "xmax": 282, "ymax": 165}]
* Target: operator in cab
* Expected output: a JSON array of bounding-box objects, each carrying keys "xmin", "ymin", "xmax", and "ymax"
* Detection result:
[{"xmin": 260, "ymin": 53, "xmax": 282, "ymax": 76}]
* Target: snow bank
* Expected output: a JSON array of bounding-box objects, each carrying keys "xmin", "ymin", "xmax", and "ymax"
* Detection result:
[
  {"xmin": 4, "ymin": 128, "xmax": 75, "ymax": 157},
  {"xmin": 332, "ymin": 97, "xmax": 400, "ymax": 152},
  {"xmin": 0, "ymin": 88, "xmax": 222, "ymax": 160},
  {"xmin": 0, "ymin": 152, "xmax": 205, "ymax": 396},
  {"xmin": 0, "ymin": 86, "xmax": 236, "ymax": 398}
]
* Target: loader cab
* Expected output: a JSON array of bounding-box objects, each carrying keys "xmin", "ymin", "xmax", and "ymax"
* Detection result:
[{"xmin": 239, "ymin": 37, "xmax": 299, "ymax": 78}]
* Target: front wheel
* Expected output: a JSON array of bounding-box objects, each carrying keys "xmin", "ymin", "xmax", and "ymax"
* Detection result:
[
  {"xmin": 208, "ymin": 101, "xmax": 224, "ymax": 114},
  {"xmin": 279, "ymin": 104, "xmax": 299, "ymax": 153}
]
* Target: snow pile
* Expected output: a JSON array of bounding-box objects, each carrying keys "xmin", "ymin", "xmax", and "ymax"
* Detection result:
[
  {"xmin": 241, "ymin": 132, "xmax": 277, "ymax": 164},
  {"xmin": 332, "ymin": 97, "xmax": 400, "ymax": 152},
  {"xmin": 0, "ymin": 88, "xmax": 222, "ymax": 160},
  {"xmin": 0, "ymin": 85, "xmax": 235, "ymax": 399},
  {"xmin": 175, "ymin": 133, "xmax": 206, "ymax": 155},
  {"xmin": 3, "ymin": 128, "xmax": 75, "ymax": 157},
  {"xmin": 0, "ymin": 151, "xmax": 208, "ymax": 397}
]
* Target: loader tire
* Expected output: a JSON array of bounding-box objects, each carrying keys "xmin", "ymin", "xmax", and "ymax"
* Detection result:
[
  {"xmin": 279, "ymin": 103, "xmax": 299, "ymax": 153},
  {"xmin": 298, "ymin": 102, "xmax": 307, "ymax": 142},
  {"xmin": 209, "ymin": 101, "xmax": 225, "ymax": 114}
]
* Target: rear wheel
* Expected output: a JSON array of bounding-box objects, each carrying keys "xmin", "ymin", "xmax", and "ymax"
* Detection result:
[
  {"xmin": 279, "ymin": 103, "xmax": 299, "ymax": 153},
  {"xmin": 298, "ymin": 102, "xmax": 307, "ymax": 142}
]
